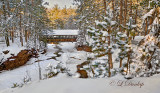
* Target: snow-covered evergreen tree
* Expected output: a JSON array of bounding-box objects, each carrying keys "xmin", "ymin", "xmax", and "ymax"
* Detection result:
[
  {"xmin": 86, "ymin": 5, "xmax": 117, "ymax": 77},
  {"xmin": 74, "ymin": 0, "xmax": 104, "ymax": 46}
]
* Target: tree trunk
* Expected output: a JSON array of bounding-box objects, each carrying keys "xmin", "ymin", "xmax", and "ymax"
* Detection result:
[
  {"xmin": 135, "ymin": 0, "xmax": 138, "ymax": 24},
  {"xmin": 119, "ymin": 58, "xmax": 123, "ymax": 68},
  {"xmin": 144, "ymin": 0, "xmax": 150, "ymax": 36},
  {"xmin": 145, "ymin": 19, "xmax": 148, "ymax": 36},
  {"xmin": 38, "ymin": 62, "xmax": 42, "ymax": 80},
  {"xmin": 119, "ymin": 0, "xmax": 123, "ymax": 32},
  {"xmin": 108, "ymin": 28, "xmax": 113, "ymax": 69},
  {"xmin": 127, "ymin": 51, "xmax": 130, "ymax": 75},
  {"xmin": 103, "ymin": 0, "xmax": 112, "ymax": 77},
  {"xmin": 134, "ymin": 0, "xmax": 138, "ymax": 37},
  {"xmin": 25, "ymin": 25, "xmax": 28, "ymax": 42},
  {"xmin": 124, "ymin": 0, "xmax": 127, "ymax": 26},
  {"xmin": 127, "ymin": 37, "xmax": 132, "ymax": 74},
  {"xmin": 103, "ymin": 0, "xmax": 107, "ymax": 15},
  {"xmin": 112, "ymin": 0, "xmax": 115, "ymax": 20},
  {"xmin": 6, "ymin": 0, "xmax": 10, "ymax": 17},
  {"xmin": 19, "ymin": 12, "xmax": 23, "ymax": 46},
  {"xmin": 129, "ymin": 0, "xmax": 132, "ymax": 17},
  {"xmin": 11, "ymin": 30, "xmax": 14, "ymax": 43},
  {"xmin": 2, "ymin": 0, "xmax": 10, "ymax": 47}
]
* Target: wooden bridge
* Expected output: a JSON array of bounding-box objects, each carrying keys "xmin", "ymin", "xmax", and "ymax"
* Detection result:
[
  {"xmin": 41, "ymin": 35, "xmax": 78, "ymax": 43},
  {"xmin": 40, "ymin": 30, "xmax": 79, "ymax": 43}
]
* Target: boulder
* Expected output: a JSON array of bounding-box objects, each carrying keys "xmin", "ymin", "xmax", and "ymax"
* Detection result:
[
  {"xmin": 76, "ymin": 45, "xmax": 92, "ymax": 52},
  {"xmin": 77, "ymin": 70, "xmax": 88, "ymax": 78},
  {"xmin": 3, "ymin": 50, "xmax": 9, "ymax": 54},
  {"xmin": 76, "ymin": 61, "xmax": 89, "ymax": 78}
]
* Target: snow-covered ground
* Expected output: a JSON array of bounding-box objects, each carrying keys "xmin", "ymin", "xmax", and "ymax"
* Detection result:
[{"xmin": 0, "ymin": 39, "xmax": 160, "ymax": 93}]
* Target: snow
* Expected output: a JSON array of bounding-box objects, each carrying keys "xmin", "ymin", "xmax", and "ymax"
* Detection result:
[
  {"xmin": 153, "ymin": 17, "xmax": 159, "ymax": 26},
  {"xmin": 134, "ymin": 36, "xmax": 145, "ymax": 42},
  {"xmin": 45, "ymin": 30, "xmax": 79, "ymax": 35},
  {"xmin": 142, "ymin": 8, "xmax": 155, "ymax": 20},
  {"xmin": 111, "ymin": 21, "xmax": 116, "ymax": 26},
  {"xmin": 95, "ymin": 20, "xmax": 107, "ymax": 28},
  {"xmin": 1, "ymin": 74, "xmax": 160, "ymax": 93}
]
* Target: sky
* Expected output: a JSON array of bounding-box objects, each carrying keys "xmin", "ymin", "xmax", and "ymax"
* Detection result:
[{"xmin": 44, "ymin": 0, "xmax": 74, "ymax": 9}]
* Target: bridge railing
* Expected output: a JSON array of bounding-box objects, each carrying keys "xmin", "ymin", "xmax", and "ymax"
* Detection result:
[
  {"xmin": 42, "ymin": 35, "xmax": 77, "ymax": 39},
  {"xmin": 40, "ymin": 35, "xmax": 78, "ymax": 43}
]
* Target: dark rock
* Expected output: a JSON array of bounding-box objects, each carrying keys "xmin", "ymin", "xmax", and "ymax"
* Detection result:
[
  {"xmin": 3, "ymin": 50, "xmax": 9, "ymax": 54},
  {"xmin": 41, "ymin": 49, "xmax": 47, "ymax": 54},
  {"xmin": 76, "ymin": 61, "xmax": 89, "ymax": 78},
  {"xmin": 10, "ymin": 53, "xmax": 15, "ymax": 56},
  {"xmin": 77, "ymin": 70, "xmax": 88, "ymax": 78},
  {"xmin": 77, "ymin": 61, "xmax": 90, "ymax": 70},
  {"xmin": 76, "ymin": 45, "xmax": 92, "ymax": 52}
]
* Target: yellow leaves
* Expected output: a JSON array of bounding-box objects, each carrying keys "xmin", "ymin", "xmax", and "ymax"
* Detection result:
[
  {"xmin": 146, "ymin": 35, "xmax": 155, "ymax": 42},
  {"xmin": 47, "ymin": 6, "xmax": 76, "ymax": 25}
]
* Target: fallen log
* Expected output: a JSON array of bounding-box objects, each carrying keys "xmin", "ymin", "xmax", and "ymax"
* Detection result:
[{"xmin": 0, "ymin": 49, "xmax": 38, "ymax": 71}]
